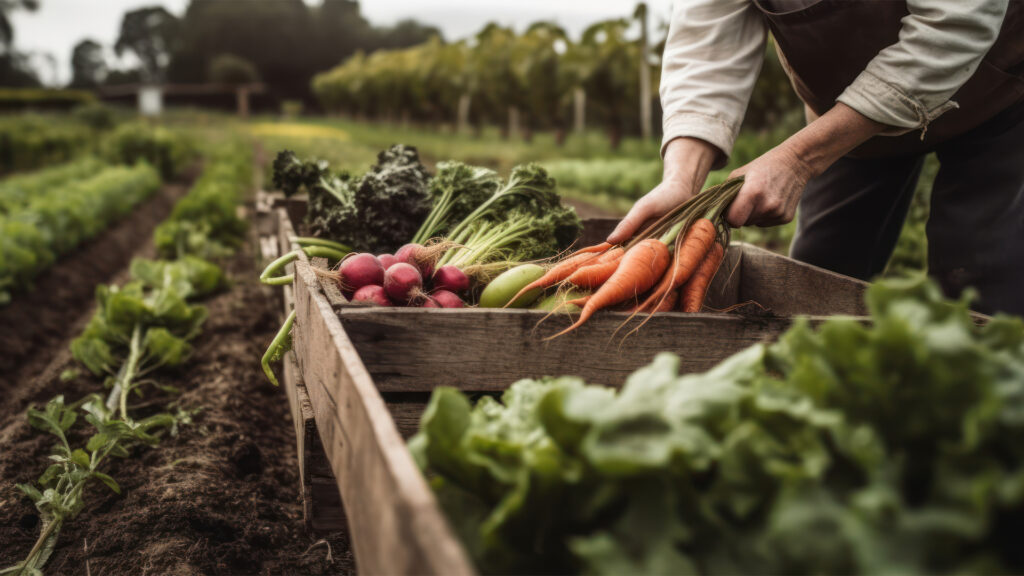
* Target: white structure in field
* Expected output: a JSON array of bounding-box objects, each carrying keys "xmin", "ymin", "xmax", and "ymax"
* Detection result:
[{"xmin": 138, "ymin": 85, "xmax": 163, "ymax": 117}]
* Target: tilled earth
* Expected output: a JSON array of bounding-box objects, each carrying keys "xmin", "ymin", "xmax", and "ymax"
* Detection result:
[{"xmin": 0, "ymin": 204, "xmax": 354, "ymax": 575}]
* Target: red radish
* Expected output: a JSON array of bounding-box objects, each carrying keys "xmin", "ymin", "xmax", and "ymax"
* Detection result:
[
  {"xmin": 339, "ymin": 253, "xmax": 384, "ymax": 291},
  {"xmin": 420, "ymin": 297, "xmax": 441, "ymax": 308},
  {"xmin": 384, "ymin": 263, "xmax": 422, "ymax": 304},
  {"xmin": 379, "ymin": 254, "xmax": 399, "ymax": 269},
  {"xmin": 351, "ymin": 285, "xmax": 391, "ymax": 306},
  {"xmin": 395, "ymin": 243, "xmax": 436, "ymax": 277},
  {"xmin": 394, "ymin": 243, "xmax": 422, "ymax": 265},
  {"xmin": 433, "ymin": 265, "xmax": 470, "ymax": 293},
  {"xmin": 431, "ymin": 290, "xmax": 464, "ymax": 308}
]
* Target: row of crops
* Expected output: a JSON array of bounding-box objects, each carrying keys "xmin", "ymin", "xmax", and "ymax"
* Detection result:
[
  {"xmin": 0, "ymin": 123, "xmax": 195, "ymax": 304},
  {"xmin": 3, "ymin": 138, "xmax": 253, "ymax": 575}
]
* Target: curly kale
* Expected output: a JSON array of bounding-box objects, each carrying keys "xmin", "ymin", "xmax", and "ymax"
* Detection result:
[{"xmin": 271, "ymin": 146, "xmax": 431, "ymax": 253}]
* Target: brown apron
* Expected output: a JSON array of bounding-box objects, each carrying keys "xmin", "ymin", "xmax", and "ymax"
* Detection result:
[{"xmin": 753, "ymin": 0, "xmax": 1024, "ymax": 157}]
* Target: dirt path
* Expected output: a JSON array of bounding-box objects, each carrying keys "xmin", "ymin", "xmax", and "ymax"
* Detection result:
[
  {"xmin": 0, "ymin": 214, "xmax": 354, "ymax": 575},
  {"xmin": 0, "ymin": 182, "xmax": 187, "ymax": 387}
]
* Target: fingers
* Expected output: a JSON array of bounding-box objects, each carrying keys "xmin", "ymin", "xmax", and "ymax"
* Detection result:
[
  {"xmin": 726, "ymin": 185, "xmax": 755, "ymax": 228},
  {"xmin": 607, "ymin": 199, "xmax": 654, "ymax": 244},
  {"xmin": 727, "ymin": 180, "xmax": 797, "ymax": 228}
]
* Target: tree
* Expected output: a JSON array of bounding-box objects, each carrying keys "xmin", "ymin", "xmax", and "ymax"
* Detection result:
[
  {"xmin": 207, "ymin": 53, "xmax": 258, "ymax": 85},
  {"xmin": 69, "ymin": 39, "xmax": 106, "ymax": 88},
  {"xmin": 115, "ymin": 6, "xmax": 180, "ymax": 82}
]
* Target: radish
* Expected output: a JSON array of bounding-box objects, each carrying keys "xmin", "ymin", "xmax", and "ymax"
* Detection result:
[
  {"xmin": 394, "ymin": 243, "xmax": 422, "ymax": 266},
  {"xmin": 384, "ymin": 262, "xmax": 422, "ymax": 304},
  {"xmin": 379, "ymin": 254, "xmax": 399, "ymax": 269},
  {"xmin": 339, "ymin": 253, "xmax": 384, "ymax": 291},
  {"xmin": 420, "ymin": 297, "xmax": 441, "ymax": 308},
  {"xmin": 431, "ymin": 289, "xmax": 464, "ymax": 308},
  {"xmin": 433, "ymin": 265, "xmax": 470, "ymax": 294},
  {"xmin": 351, "ymin": 285, "xmax": 391, "ymax": 306},
  {"xmin": 395, "ymin": 242, "xmax": 437, "ymax": 277}
]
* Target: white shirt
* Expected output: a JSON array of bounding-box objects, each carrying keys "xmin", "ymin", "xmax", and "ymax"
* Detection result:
[{"xmin": 660, "ymin": 0, "xmax": 1010, "ymax": 166}]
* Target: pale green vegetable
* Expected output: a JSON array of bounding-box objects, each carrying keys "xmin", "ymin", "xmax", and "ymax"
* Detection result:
[
  {"xmin": 533, "ymin": 290, "xmax": 587, "ymax": 313},
  {"xmin": 478, "ymin": 264, "xmax": 545, "ymax": 308}
]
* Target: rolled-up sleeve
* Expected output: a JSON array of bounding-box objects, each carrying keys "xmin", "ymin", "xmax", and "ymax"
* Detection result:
[
  {"xmin": 660, "ymin": 0, "xmax": 767, "ymax": 167},
  {"xmin": 837, "ymin": 0, "xmax": 1008, "ymax": 135}
]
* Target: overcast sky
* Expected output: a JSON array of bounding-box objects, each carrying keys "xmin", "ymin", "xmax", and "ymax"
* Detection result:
[{"xmin": 11, "ymin": 0, "xmax": 674, "ymax": 86}]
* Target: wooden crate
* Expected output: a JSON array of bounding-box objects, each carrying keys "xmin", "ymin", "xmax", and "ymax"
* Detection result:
[
  {"xmin": 267, "ymin": 205, "xmax": 347, "ymax": 533},
  {"xmin": 286, "ymin": 224, "xmax": 871, "ymax": 573}
]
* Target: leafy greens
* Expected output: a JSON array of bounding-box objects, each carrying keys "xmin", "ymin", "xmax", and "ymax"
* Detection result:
[{"xmin": 411, "ymin": 276, "xmax": 1024, "ymax": 575}]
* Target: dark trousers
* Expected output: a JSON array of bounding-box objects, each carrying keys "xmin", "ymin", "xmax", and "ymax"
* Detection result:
[{"xmin": 790, "ymin": 102, "xmax": 1024, "ymax": 316}]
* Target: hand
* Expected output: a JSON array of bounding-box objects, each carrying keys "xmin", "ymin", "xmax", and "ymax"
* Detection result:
[
  {"xmin": 725, "ymin": 102, "xmax": 887, "ymax": 227},
  {"xmin": 607, "ymin": 137, "xmax": 717, "ymax": 244},
  {"xmin": 724, "ymin": 143, "xmax": 811, "ymax": 228}
]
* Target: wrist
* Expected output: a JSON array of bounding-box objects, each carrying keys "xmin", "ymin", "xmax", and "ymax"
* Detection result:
[
  {"xmin": 662, "ymin": 137, "xmax": 717, "ymax": 184},
  {"xmin": 785, "ymin": 103, "xmax": 887, "ymax": 178}
]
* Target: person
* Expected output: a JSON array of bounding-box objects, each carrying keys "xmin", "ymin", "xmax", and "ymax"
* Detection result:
[{"xmin": 608, "ymin": 0, "xmax": 1024, "ymax": 315}]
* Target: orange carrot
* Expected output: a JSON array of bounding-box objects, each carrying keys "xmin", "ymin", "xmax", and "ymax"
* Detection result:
[
  {"xmin": 503, "ymin": 243, "xmax": 611, "ymax": 307},
  {"xmin": 635, "ymin": 218, "xmax": 717, "ymax": 314},
  {"xmin": 547, "ymin": 239, "xmax": 670, "ymax": 339},
  {"xmin": 564, "ymin": 247, "xmax": 625, "ymax": 288},
  {"xmin": 627, "ymin": 287, "xmax": 677, "ymax": 313},
  {"xmin": 680, "ymin": 241, "xmax": 725, "ymax": 313}
]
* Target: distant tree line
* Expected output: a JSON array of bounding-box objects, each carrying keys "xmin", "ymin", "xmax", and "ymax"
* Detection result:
[
  {"xmin": 312, "ymin": 17, "xmax": 800, "ymax": 147},
  {"xmin": 65, "ymin": 0, "xmax": 440, "ymax": 106}
]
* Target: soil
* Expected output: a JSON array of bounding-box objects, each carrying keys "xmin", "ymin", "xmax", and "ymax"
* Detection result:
[{"xmin": 0, "ymin": 216, "xmax": 355, "ymax": 574}]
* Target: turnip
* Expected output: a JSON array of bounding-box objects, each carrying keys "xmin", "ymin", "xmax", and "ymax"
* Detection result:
[
  {"xmin": 384, "ymin": 262, "xmax": 422, "ymax": 304},
  {"xmin": 379, "ymin": 254, "xmax": 399, "ymax": 269},
  {"xmin": 431, "ymin": 289, "xmax": 464, "ymax": 308},
  {"xmin": 433, "ymin": 265, "xmax": 470, "ymax": 294},
  {"xmin": 478, "ymin": 264, "xmax": 545, "ymax": 308},
  {"xmin": 351, "ymin": 285, "xmax": 391, "ymax": 306},
  {"xmin": 339, "ymin": 253, "xmax": 384, "ymax": 291}
]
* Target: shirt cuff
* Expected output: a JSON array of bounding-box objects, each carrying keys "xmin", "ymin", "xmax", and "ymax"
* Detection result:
[
  {"xmin": 837, "ymin": 69, "xmax": 959, "ymax": 137},
  {"xmin": 661, "ymin": 110, "xmax": 734, "ymax": 170}
]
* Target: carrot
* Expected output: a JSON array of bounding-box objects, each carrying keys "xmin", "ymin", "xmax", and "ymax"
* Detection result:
[
  {"xmin": 546, "ymin": 238, "xmax": 670, "ymax": 339},
  {"xmin": 503, "ymin": 243, "xmax": 611, "ymax": 307},
  {"xmin": 680, "ymin": 241, "xmax": 725, "ymax": 313},
  {"xmin": 627, "ymin": 288, "xmax": 677, "ymax": 313},
  {"xmin": 635, "ymin": 218, "xmax": 717, "ymax": 314},
  {"xmin": 564, "ymin": 246, "xmax": 625, "ymax": 289}
]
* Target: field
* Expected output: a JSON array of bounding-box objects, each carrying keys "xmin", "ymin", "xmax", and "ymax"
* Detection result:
[{"xmin": 0, "ymin": 109, "xmax": 990, "ymax": 576}]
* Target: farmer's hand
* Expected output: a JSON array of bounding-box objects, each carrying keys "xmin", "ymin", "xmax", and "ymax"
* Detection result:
[
  {"xmin": 724, "ymin": 144, "xmax": 811, "ymax": 227},
  {"xmin": 607, "ymin": 137, "xmax": 718, "ymax": 244},
  {"xmin": 727, "ymin": 102, "xmax": 888, "ymax": 227}
]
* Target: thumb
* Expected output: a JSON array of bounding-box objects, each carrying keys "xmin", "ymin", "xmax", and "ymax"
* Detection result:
[{"xmin": 607, "ymin": 201, "xmax": 653, "ymax": 244}]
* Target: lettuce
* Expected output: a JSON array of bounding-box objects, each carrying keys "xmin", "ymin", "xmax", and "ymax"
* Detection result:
[{"xmin": 413, "ymin": 276, "xmax": 1024, "ymax": 574}]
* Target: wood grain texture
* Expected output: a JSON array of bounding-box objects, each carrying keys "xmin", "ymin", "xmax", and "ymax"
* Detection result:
[
  {"xmin": 339, "ymin": 306, "xmax": 797, "ymax": 392},
  {"xmin": 292, "ymin": 262, "xmax": 477, "ymax": 576},
  {"xmin": 737, "ymin": 243, "xmax": 870, "ymax": 316}
]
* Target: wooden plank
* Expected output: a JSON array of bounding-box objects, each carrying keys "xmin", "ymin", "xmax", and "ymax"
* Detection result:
[
  {"xmin": 737, "ymin": 244, "xmax": 870, "ymax": 316},
  {"xmin": 577, "ymin": 217, "xmax": 618, "ymax": 247},
  {"xmin": 292, "ymin": 261, "xmax": 476, "ymax": 576},
  {"xmin": 339, "ymin": 306, "xmax": 796, "ymax": 393}
]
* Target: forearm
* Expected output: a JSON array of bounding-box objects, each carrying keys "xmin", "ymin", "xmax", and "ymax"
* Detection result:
[
  {"xmin": 663, "ymin": 137, "xmax": 718, "ymax": 189},
  {"xmin": 782, "ymin": 103, "xmax": 887, "ymax": 179}
]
